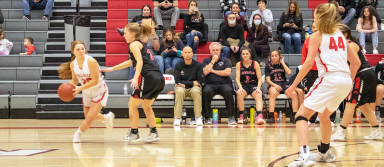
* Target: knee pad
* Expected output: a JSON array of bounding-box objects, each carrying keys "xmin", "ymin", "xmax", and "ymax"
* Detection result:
[{"xmin": 295, "ymin": 115, "xmax": 308, "ymax": 122}]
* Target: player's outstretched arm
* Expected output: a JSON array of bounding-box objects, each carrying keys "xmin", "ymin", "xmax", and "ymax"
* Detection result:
[{"xmin": 103, "ymin": 59, "xmax": 133, "ymax": 72}]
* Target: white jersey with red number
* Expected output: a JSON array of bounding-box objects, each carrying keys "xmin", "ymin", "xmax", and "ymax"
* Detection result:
[
  {"xmin": 73, "ymin": 54, "xmax": 105, "ymax": 90},
  {"xmin": 316, "ymin": 31, "xmax": 351, "ymax": 77}
]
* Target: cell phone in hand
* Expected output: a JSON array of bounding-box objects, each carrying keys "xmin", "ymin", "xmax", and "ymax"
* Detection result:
[{"xmin": 168, "ymin": 46, "xmax": 173, "ymax": 50}]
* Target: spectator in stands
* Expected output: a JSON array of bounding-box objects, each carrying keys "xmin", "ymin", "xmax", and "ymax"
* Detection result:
[
  {"xmin": 222, "ymin": 3, "xmax": 248, "ymax": 31},
  {"xmin": 202, "ymin": 42, "xmax": 236, "ymax": 125},
  {"xmin": 153, "ymin": 0, "xmax": 180, "ymax": 30},
  {"xmin": 247, "ymin": 14, "xmax": 270, "ymax": 63},
  {"xmin": 358, "ymin": 6, "xmax": 379, "ymax": 54},
  {"xmin": 329, "ymin": 0, "xmax": 356, "ymax": 25},
  {"xmin": 131, "ymin": 5, "xmax": 156, "ymax": 24},
  {"xmin": 367, "ymin": 5, "xmax": 384, "ymax": 30},
  {"xmin": 277, "ymin": 0, "xmax": 303, "ymax": 54},
  {"xmin": 265, "ymin": 50, "xmax": 300, "ymax": 124},
  {"xmin": 0, "ymin": 27, "xmax": 13, "ymax": 55},
  {"xmin": 20, "ymin": 37, "xmax": 36, "ymax": 55},
  {"xmin": 0, "ymin": 9, "xmax": 4, "ymax": 24},
  {"xmin": 221, "ymin": 0, "xmax": 246, "ymax": 17},
  {"xmin": 22, "ymin": 0, "xmax": 54, "ymax": 20},
  {"xmin": 173, "ymin": 47, "xmax": 204, "ymax": 126},
  {"xmin": 249, "ymin": 0, "xmax": 273, "ymax": 38},
  {"xmin": 160, "ymin": 28, "xmax": 184, "ymax": 74},
  {"xmin": 220, "ymin": 13, "xmax": 245, "ymax": 61},
  {"xmin": 235, "ymin": 47, "xmax": 265, "ymax": 124},
  {"xmin": 184, "ymin": 0, "xmax": 205, "ymax": 54},
  {"xmin": 127, "ymin": 19, "xmax": 164, "ymax": 79}
]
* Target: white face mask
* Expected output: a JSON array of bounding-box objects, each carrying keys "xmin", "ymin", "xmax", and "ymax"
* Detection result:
[
  {"xmin": 228, "ymin": 20, "xmax": 236, "ymax": 25},
  {"xmin": 254, "ymin": 20, "xmax": 261, "ymax": 26}
]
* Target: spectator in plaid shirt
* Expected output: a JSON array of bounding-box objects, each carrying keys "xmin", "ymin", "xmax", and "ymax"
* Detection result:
[{"xmin": 220, "ymin": 0, "xmax": 246, "ymax": 17}]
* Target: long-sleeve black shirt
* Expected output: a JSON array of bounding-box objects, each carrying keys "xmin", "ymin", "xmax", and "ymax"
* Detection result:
[
  {"xmin": 220, "ymin": 24, "xmax": 244, "ymax": 47},
  {"xmin": 174, "ymin": 59, "xmax": 204, "ymax": 89},
  {"xmin": 0, "ymin": 9, "xmax": 3, "ymax": 24},
  {"xmin": 183, "ymin": 13, "xmax": 205, "ymax": 34}
]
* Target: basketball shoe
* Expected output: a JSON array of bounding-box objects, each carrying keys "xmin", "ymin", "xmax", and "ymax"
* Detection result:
[
  {"xmin": 255, "ymin": 114, "xmax": 265, "ymax": 125},
  {"xmin": 196, "ymin": 116, "xmax": 203, "ymax": 126},
  {"xmin": 237, "ymin": 114, "xmax": 244, "ymax": 124},
  {"xmin": 364, "ymin": 128, "xmax": 383, "ymax": 140},
  {"xmin": 312, "ymin": 145, "xmax": 336, "ymax": 163},
  {"xmin": 145, "ymin": 131, "xmax": 160, "ymax": 143},
  {"xmin": 331, "ymin": 126, "xmax": 346, "ymax": 141},
  {"xmin": 288, "ymin": 149, "xmax": 316, "ymax": 167},
  {"xmin": 124, "ymin": 129, "xmax": 141, "ymax": 142},
  {"xmin": 103, "ymin": 112, "xmax": 115, "ymax": 130},
  {"xmin": 73, "ymin": 128, "xmax": 83, "ymax": 143}
]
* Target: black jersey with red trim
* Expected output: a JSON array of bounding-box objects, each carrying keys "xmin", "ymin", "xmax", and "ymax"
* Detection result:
[
  {"xmin": 240, "ymin": 61, "xmax": 258, "ymax": 85},
  {"xmin": 265, "ymin": 62, "xmax": 289, "ymax": 82},
  {"xmin": 129, "ymin": 40, "xmax": 160, "ymax": 72},
  {"xmin": 348, "ymin": 41, "xmax": 370, "ymax": 72}
]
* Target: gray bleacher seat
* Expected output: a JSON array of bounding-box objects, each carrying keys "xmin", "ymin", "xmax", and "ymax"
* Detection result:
[
  {"xmin": 26, "ymin": 20, "xmax": 49, "ymax": 31},
  {"xmin": 0, "ymin": 1, "xmax": 12, "ymax": 9},
  {"xmin": 105, "ymin": 95, "xmax": 129, "ymax": 108},
  {"xmin": 19, "ymin": 54, "xmax": 43, "ymax": 67},
  {"xmin": 34, "ymin": 42, "xmax": 45, "ymax": 54},
  {"xmin": 13, "ymin": 81, "xmax": 39, "ymax": 95},
  {"xmin": 6, "ymin": 9, "xmax": 45, "ymax": 20},
  {"xmin": 0, "ymin": 67, "xmax": 17, "ymax": 81},
  {"xmin": 5, "ymin": 20, "xmax": 27, "ymax": 31},
  {"xmin": 161, "ymin": 84, "xmax": 174, "ymax": 94},
  {"xmin": 0, "ymin": 55, "xmax": 19, "ymax": 67},
  {"xmin": 200, "ymin": 10, "xmax": 210, "ymax": 19},
  {"xmin": 10, "ymin": 42, "xmax": 23, "ymax": 54},
  {"xmin": 105, "ymin": 80, "xmax": 130, "ymax": 94},
  {"xmin": 6, "ymin": 31, "xmax": 25, "ymax": 42},
  {"xmin": 104, "ymin": 68, "xmax": 129, "ymax": 80},
  {"xmin": 0, "ymin": 95, "xmax": 9, "ymax": 118},
  {"xmin": 17, "ymin": 67, "xmax": 41, "ymax": 80},
  {"xmin": 0, "ymin": 81, "xmax": 14, "ymax": 94},
  {"xmin": 25, "ymin": 31, "xmax": 47, "ymax": 42},
  {"xmin": 127, "ymin": 10, "xmax": 141, "ymax": 20},
  {"xmin": 10, "ymin": 95, "xmax": 36, "ymax": 119},
  {"xmin": 11, "ymin": 0, "xmax": 23, "ymax": 9},
  {"xmin": 287, "ymin": 54, "xmax": 302, "ymax": 66}
]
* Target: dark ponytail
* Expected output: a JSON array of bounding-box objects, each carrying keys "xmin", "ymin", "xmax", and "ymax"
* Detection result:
[{"xmin": 339, "ymin": 24, "xmax": 361, "ymax": 47}]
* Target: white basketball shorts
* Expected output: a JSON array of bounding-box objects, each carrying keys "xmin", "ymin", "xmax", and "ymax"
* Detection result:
[
  {"xmin": 82, "ymin": 83, "xmax": 108, "ymax": 108},
  {"xmin": 304, "ymin": 72, "xmax": 352, "ymax": 113}
]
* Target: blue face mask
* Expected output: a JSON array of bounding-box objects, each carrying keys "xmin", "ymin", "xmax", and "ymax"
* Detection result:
[{"xmin": 254, "ymin": 20, "xmax": 261, "ymax": 26}]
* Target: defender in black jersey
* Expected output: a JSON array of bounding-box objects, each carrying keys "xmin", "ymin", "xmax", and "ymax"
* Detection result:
[
  {"xmin": 375, "ymin": 61, "xmax": 384, "ymax": 122},
  {"xmin": 331, "ymin": 25, "xmax": 382, "ymax": 142},
  {"xmin": 104, "ymin": 21, "xmax": 164, "ymax": 143},
  {"xmin": 235, "ymin": 47, "xmax": 264, "ymax": 124}
]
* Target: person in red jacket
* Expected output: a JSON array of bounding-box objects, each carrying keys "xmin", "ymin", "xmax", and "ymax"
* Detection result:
[
  {"xmin": 302, "ymin": 22, "xmax": 317, "ymax": 90},
  {"xmin": 20, "ymin": 37, "xmax": 36, "ymax": 55}
]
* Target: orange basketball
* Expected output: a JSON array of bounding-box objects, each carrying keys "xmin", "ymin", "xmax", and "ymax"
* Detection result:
[{"xmin": 58, "ymin": 83, "xmax": 76, "ymax": 102}]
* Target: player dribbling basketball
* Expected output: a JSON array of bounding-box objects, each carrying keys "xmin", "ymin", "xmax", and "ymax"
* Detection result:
[
  {"xmin": 58, "ymin": 41, "xmax": 115, "ymax": 143},
  {"xmin": 286, "ymin": 3, "xmax": 361, "ymax": 167}
]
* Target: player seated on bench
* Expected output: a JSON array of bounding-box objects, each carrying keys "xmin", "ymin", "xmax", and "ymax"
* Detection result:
[
  {"xmin": 265, "ymin": 50, "xmax": 299, "ymax": 123},
  {"xmin": 287, "ymin": 65, "xmax": 306, "ymax": 123},
  {"xmin": 235, "ymin": 47, "xmax": 265, "ymax": 125}
]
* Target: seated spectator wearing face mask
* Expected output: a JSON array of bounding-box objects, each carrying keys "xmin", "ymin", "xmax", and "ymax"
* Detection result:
[
  {"xmin": 247, "ymin": 13, "xmax": 270, "ymax": 64},
  {"xmin": 220, "ymin": 13, "xmax": 245, "ymax": 62}
]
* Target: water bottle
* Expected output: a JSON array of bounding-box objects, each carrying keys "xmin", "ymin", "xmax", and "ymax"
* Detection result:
[
  {"xmin": 279, "ymin": 111, "xmax": 283, "ymax": 124},
  {"xmin": 250, "ymin": 106, "xmax": 255, "ymax": 124},
  {"xmin": 282, "ymin": 113, "xmax": 286, "ymax": 123},
  {"xmin": 308, "ymin": 29, "xmax": 313, "ymax": 35},
  {"xmin": 356, "ymin": 108, "xmax": 361, "ymax": 123},
  {"xmin": 123, "ymin": 84, "xmax": 128, "ymax": 95},
  {"xmin": 335, "ymin": 108, "xmax": 341, "ymax": 123},
  {"xmin": 213, "ymin": 108, "xmax": 218, "ymax": 124},
  {"xmin": 182, "ymin": 107, "xmax": 187, "ymax": 124}
]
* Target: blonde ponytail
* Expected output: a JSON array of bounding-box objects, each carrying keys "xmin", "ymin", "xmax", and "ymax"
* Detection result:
[{"xmin": 315, "ymin": 3, "xmax": 342, "ymax": 34}]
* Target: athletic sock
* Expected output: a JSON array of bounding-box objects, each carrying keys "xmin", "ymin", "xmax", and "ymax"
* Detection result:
[
  {"xmin": 340, "ymin": 125, "xmax": 347, "ymax": 129},
  {"xmin": 131, "ymin": 128, "xmax": 139, "ymax": 134},
  {"xmin": 376, "ymin": 106, "xmax": 381, "ymax": 112},
  {"xmin": 320, "ymin": 141, "xmax": 330, "ymax": 154},
  {"xmin": 150, "ymin": 127, "xmax": 157, "ymax": 133},
  {"xmin": 372, "ymin": 125, "xmax": 380, "ymax": 128},
  {"xmin": 239, "ymin": 111, "xmax": 244, "ymax": 115},
  {"xmin": 256, "ymin": 111, "xmax": 262, "ymax": 116},
  {"xmin": 76, "ymin": 128, "xmax": 83, "ymax": 134},
  {"xmin": 300, "ymin": 145, "xmax": 310, "ymax": 155}
]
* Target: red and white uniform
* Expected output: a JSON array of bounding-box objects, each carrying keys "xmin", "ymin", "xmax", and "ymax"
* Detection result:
[
  {"xmin": 74, "ymin": 54, "xmax": 108, "ymax": 108},
  {"xmin": 304, "ymin": 31, "xmax": 352, "ymax": 113}
]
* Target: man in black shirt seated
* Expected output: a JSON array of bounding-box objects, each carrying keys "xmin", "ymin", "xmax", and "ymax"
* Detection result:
[
  {"xmin": 220, "ymin": 13, "xmax": 245, "ymax": 62},
  {"xmin": 201, "ymin": 42, "xmax": 236, "ymax": 125},
  {"xmin": 173, "ymin": 47, "xmax": 204, "ymax": 126}
]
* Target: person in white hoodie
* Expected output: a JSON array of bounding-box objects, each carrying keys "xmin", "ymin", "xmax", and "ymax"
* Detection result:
[
  {"xmin": 248, "ymin": 0, "xmax": 273, "ymax": 38},
  {"xmin": 0, "ymin": 27, "xmax": 13, "ymax": 55}
]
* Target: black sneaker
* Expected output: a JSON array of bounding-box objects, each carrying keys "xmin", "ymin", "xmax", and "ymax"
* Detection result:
[
  {"xmin": 117, "ymin": 28, "xmax": 124, "ymax": 36},
  {"xmin": 205, "ymin": 117, "xmax": 212, "ymax": 125},
  {"xmin": 266, "ymin": 113, "xmax": 274, "ymax": 124},
  {"xmin": 156, "ymin": 25, "xmax": 163, "ymax": 30},
  {"xmin": 23, "ymin": 15, "xmax": 31, "ymax": 20}
]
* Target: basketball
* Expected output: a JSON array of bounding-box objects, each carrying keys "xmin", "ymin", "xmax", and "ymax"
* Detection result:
[{"xmin": 58, "ymin": 83, "xmax": 76, "ymax": 102}]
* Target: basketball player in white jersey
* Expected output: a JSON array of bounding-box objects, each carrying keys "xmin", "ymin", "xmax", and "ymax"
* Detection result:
[
  {"xmin": 286, "ymin": 3, "xmax": 361, "ymax": 167},
  {"xmin": 58, "ymin": 41, "xmax": 115, "ymax": 143}
]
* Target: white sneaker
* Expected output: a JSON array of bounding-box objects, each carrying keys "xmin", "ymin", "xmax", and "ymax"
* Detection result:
[
  {"xmin": 196, "ymin": 116, "xmax": 203, "ymax": 126},
  {"xmin": 331, "ymin": 122, "xmax": 335, "ymax": 127},
  {"xmin": 356, "ymin": 24, "xmax": 358, "ymax": 30},
  {"xmin": 373, "ymin": 49, "xmax": 379, "ymax": 54},
  {"xmin": 124, "ymin": 130, "xmax": 141, "ymax": 142},
  {"xmin": 288, "ymin": 152, "xmax": 316, "ymax": 167},
  {"xmin": 331, "ymin": 126, "xmax": 346, "ymax": 141},
  {"xmin": 173, "ymin": 119, "xmax": 181, "ymax": 126},
  {"xmin": 312, "ymin": 149, "xmax": 336, "ymax": 163},
  {"xmin": 103, "ymin": 112, "xmax": 115, "ymax": 130},
  {"xmin": 362, "ymin": 49, "xmax": 367, "ymax": 54},
  {"xmin": 364, "ymin": 128, "xmax": 383, "ymax": 140},
  {"xmin": 145, "ymin": 131, "xmax": 160, "ymax": 143},
  {"xmin": 73, "ymin": 129, "xmax": 82, "ymax": 143}
]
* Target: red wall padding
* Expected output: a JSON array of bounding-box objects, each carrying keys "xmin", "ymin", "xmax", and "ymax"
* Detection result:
[
  {"xmin": 106, "ymin": 54, "xmax": 129, "ymax": 66},
  {"xmin": 196, "ymin": 42, "xmax": 212, "ymax": 54},
  {"xmin": 197, "ymin": 54, "xmax": 211, "ymax": 63},
  {"xmin": 107, "ymin": 9, "xmax": 128, "ymax": 19},
  {"xmin": 106, "ymin": 42, "xmax": 129, "ymax": 54},
  {"xmin": 106, "ymin": 19, "xmax": 128, "ymax": 30}
]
